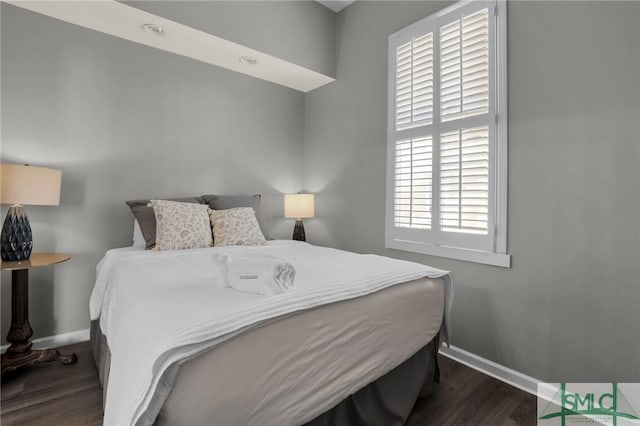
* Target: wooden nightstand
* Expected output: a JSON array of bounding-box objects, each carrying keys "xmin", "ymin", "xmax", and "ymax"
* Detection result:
[{"xmin": 1, "ymin": 253, "xmax": 78, "ymax": 374}]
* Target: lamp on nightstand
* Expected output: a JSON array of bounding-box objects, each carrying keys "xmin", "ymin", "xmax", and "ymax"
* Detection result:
[
  {"xmin": 284, "ymin": 193, "xmax": 315, "ymax": 242},
  {"xmin": 0, "ymin": 164, "xmax": 62, "ymax": 261}
]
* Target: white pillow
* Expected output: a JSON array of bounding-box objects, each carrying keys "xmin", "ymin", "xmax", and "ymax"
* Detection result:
[
  {"xmin": 209, "ymin": 207, "xmax": 266, "ymax": 247},
  {"xmin": 132, "ymin": 220, "xmax": 146, "ymax": 248},
  {"xmin": 152, "ymin": 200, "xmax": 213, "ymax": 251}
]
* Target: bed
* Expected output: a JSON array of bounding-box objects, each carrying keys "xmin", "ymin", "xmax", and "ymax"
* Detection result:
[{"xmin": 89, "ymin": 241, "xmax": 452, "ymax": 426}]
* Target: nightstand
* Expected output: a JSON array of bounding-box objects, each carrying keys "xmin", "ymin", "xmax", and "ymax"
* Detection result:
[{"xmin": 1, "ymin": 253, "xmax": 78, "ymax": 374}]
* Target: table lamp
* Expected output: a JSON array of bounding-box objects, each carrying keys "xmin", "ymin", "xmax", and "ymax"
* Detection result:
[
  {"xmin": 0, "ymin": 164, "xmax": 62, "ymax": 261},
  {"xmin": 284, "ymin": 193, "xmax": 315, "ymax": 242}
]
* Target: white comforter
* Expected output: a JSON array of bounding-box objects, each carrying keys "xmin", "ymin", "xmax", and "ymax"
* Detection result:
[{"xmin": 90, "ymin": 241, "xmax": 453, "ymax": 426}]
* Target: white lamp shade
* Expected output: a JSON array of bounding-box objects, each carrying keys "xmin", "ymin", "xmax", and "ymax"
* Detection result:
[
  {"xmin": 284, "ymin": 193, "xmax": 315, "ymax": 219},
  {"xmin": 0, "ymin": 164, "xmax": 62, "ymax": 206}
]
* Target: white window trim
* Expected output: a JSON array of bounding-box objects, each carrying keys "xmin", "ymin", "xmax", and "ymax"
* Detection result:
[{"xmin": 385, "ymin": 0, "xmax": 510, "ymax": 268}]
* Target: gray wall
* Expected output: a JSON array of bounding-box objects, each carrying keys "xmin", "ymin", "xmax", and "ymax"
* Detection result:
[
  {"xmin": 1, "ymin": 4, "xmax": 305, "ymax": 340},
  {"xmin": 2, "ymin": 0, "xmax": 639, "ymax": 383},
  {"xmin": 304, "ymin": 1, "xmax": 640, "ymax": 381},
  {"xmin": 127, "ymin": 1, "xmax": 336, "ymax": 77}
]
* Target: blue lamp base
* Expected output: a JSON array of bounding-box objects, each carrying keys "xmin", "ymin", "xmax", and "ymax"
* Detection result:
[
  {"xmin": 292, "ymin": 219, "xmax": 306, "ymax": 242},
  {"xmin": 1, "ymin": 205, "xmax": 33, "ymax": 261}
]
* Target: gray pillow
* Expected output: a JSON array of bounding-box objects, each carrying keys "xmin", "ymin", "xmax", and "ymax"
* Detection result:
[
  {"xmin": 201, "ymin": 194, "xmax": 267, "ymax": 238},
  {"xmin": 126, "ymin": 197, "xmax": 203, "ymax": 249}
]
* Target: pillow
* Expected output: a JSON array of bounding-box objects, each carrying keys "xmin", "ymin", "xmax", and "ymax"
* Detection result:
[
  {"xmin": 152, "ymin": 200, "xmax": 213, "ymax": 251},
  {"xmin": 127, "ymin": 197, "xmax": 203, "ymax": 249},
  {"xmin": 132, "ymin": 220, "xmax": 145, "ymax": 248},
  {"xmin": 209, "ymin": 207, "xmax": 266, "ymax": 247},
  {"xmin": 201, "ymin": 194, "xmax": 267, "ymax": 237}
]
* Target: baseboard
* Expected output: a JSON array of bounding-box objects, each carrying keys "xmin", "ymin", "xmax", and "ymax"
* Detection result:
[
  {"xmin": 3, "ymin": 330, "xmax": 559, "ymax": 400},
  {"xmin": 1, "ymin": 328, "xmax": 90, "ymax": 353},
  {"xmin": 439, "ymin": 344, "xmax": 549, "ymax": 397},
  {"xmin": 2, "ymin": 331, "xmax": 553, "ymax": 399}
]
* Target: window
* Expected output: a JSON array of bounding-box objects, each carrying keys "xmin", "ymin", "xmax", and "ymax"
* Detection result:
[{"xmin": 386, "ymin": 0, "xmax": 510, "ymax": 267}]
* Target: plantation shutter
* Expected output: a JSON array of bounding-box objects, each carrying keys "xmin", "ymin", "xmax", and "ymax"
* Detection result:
[
  {"xmin": 439, "ymin": 9, "xmax": 490, "ymax": 121},
  {"xmin": 395, "ymin": 34, "xmax": 434, "ymax": 129},
  {"xmin": 440, "ymin": 127, "xmax": 489, "ymax": 234},
  {"xmin": 394, "ymin": 136, "xmax": 433, "ymax": 229},
  {"xmin": 387, "ymin": 0, "xmax": 507, "ymax": 264},
  {"xmin": 437, "ymin": 6, "xmax": 491, "ymax": 236}
]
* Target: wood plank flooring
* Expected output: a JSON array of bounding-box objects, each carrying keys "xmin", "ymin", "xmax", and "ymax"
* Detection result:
[{"xmin": 1, "ymin": 342, "xmax": 536, "ymax": 425}]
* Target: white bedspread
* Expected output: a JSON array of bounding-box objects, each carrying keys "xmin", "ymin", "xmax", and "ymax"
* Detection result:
[{"xmin": 89, "ymin": 241, "xmax": 453, "ymax": 426}]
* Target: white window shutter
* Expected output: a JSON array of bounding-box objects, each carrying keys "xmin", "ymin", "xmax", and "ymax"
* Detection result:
[
  {"xmin": 395, "ymin": 34, "xmax": 434, "ymax": 129},
  {"xmin": 439, "ymin": 8, "xmax": 490, "ymax": 121},
  {"xmin": 440, "ymin": 126, "xmax": 489, "ymax": 234},
  {"xmin": 386, "ymin": 0, "xmax": 509, "ymax": 266},
  {"xmin": 395, "ymin": 41, "xmax": 413, "ymax": 128},
  {"xmin": 394, "ymin": 137, "xmax": 433, "ymax": 229},
  {"xmin": 412, "ymin": 34, "xmax": 434, "ymax": 124}
]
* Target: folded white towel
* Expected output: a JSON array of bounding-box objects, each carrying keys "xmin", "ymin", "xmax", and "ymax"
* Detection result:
[{"xmin": 217, "ymin": 253, "xmax": 296, "ymax": 295}]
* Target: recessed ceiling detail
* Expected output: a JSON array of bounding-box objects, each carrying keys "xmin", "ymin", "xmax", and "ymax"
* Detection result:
[
  {"xmin": 239, "ymin": 56, "xmax": 258, "ymax": 65},
  {"xmin": 316, "ymin": 1, "xmax": 355, "ymax": 13},
  {"xmin": 141, "ymin": 23, "xmax": 166, "ymax": 36},
  {"xmin": 7, "ymin": 0, "xmax": 334, "ymax": 93}
]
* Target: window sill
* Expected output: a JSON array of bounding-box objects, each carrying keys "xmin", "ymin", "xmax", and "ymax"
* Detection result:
[{"xmin": 386, "ymin": 238, "xmax": 511, "ymax": 268}]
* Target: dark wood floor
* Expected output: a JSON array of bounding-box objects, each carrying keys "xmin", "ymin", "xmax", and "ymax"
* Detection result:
[{"xmin": 0, "ymin": 342, "xmax": 536, "ymax": 425}]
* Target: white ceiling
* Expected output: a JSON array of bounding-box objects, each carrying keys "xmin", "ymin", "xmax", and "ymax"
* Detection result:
[
  {"xmin": 7, "ymin": 0, "xmax": 334, "ymax": 93},
  {"xmin": 316, "ymin": 1, "xmax": 355, "ymax": 13}
]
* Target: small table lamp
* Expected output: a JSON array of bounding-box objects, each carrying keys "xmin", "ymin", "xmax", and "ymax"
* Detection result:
[
  {"xmin": 0, "ymin": 164, "xmax": 62, "ymax": 261},
  {"xmin": 284, "ymin": 193, "xmax": 315, "ymax": 242}
]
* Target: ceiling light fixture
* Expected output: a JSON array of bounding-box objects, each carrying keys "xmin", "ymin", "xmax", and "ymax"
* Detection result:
[
  {"xmin": 141, "ymin": 23, "xmax": 165, "ymax": 36},
  {"xmin": 239, "ymin": 56, "xmax": 258, "ymax": 65}
]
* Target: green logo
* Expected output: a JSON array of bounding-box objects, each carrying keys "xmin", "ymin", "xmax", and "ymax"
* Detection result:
[{"xmin": 538, "ymin": 383, "xmax": 640, "ymax": 426}]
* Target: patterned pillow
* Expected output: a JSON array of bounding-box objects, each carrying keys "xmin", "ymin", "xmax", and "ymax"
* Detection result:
[
  {"xmin": 209, "ymin": 207, "xmax": 266, "ymax": 247},
  {"xmin": 152, "ymin": 200, "xmax": 213, "ymax": 251}
]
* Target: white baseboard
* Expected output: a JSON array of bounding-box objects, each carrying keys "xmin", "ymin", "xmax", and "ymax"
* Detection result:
[
  {"xmin": 1, "ymin": 330, "xmax": 560, "ymax": 401},
  {"xmin": 439, "ymin": 344, "xmax": 547, "ymax": 397},
  {"xmin": 1, "ymin": 330, "xmax": 555, "ymax": 399},
  {"xmin": 1, "ymin": 328, "xmax": 90, "ymax": 353}
]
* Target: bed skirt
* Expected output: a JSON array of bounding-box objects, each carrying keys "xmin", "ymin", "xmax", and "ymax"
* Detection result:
[
  {"xmin": 303, "ymin": 337, "xmax": 440, "ymax": 426},
  {"xmin": 91, "ymin": 320, "xmax": 439, "ymax": 426}
]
